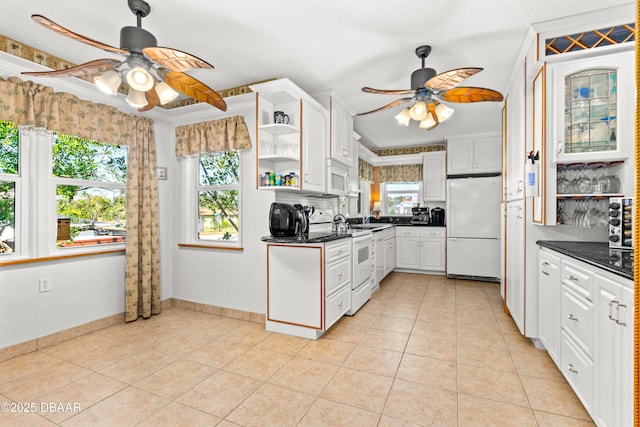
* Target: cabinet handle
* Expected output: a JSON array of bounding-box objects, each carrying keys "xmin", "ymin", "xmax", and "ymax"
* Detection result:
[
  {"xmin": 616, "ymin": 302, "xmax": 627, "ymax": 326},
  {"xmin": 338, "ymin": 272, "xmax": 343, "ymax": 278},
  {"xmin": 567, "ymin": 364, "xmax": 578, "ymax": 374},
  {"xmin": 338, "ymin": 302, "xmax": 344, "ymax": 308},
  {"xmin": 542, "ymin": 270, "xmax": 549, "ymax": 276},
  {"xmin": 516, "ymin": 207, "xmax": 523, "ymax": 219},
  {"xmin": 567, "ymin": 313, "xmax": 579, "ymax": 322},
  {"xmin": 516, "ymin": 180, "xmax": 523, "ymax": 191},
  {"xmin": 304, "ymin": 173, "xmax": 309, "ymax": 183},
  {"xmin": 608, "ymin": 300, "xmax": 619, "ymax": 322},
  {"xmin": 542, "ymin": 262, "xmax": 549, "ymax": 267},
  {"xmin": 567, "ymin": 275, "xmax": 580, "ymax": 283},
  {"xmin": 557, "ymin": 140, "xmax": 563, "ymax": 154}
]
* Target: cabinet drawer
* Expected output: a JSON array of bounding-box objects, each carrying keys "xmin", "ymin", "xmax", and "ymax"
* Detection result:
[
  {"xmin": 561, "ymin": 285, "xmax": 593, "ymax": 357},
  {"xmin": 326, "ymin": 240, "xmax": 351, "ymax": 263},
  {"xmin": 325, "ymin": 285, "xmax": 350, "ymax": 330},
  {"xmin": 561, "ymin": 330, "xmax": 594, "ymax": 413},
  {"xmin": 326, "ymin": 258, "xmax": 351, "ymax": 295},
  {"xmin": 396, "ymin": 227, "xmax": 418, "ymax": 237},
  {"xmin": 561, "ymin": 260, "xmax": 593, "ymax": 301},
  {"xmin": 421, "ymin": 227, "xmax": 445, "ymax": 238}
]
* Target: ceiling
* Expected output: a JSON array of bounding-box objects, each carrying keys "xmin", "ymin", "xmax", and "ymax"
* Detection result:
[{"xmin": 0, "ymin": 0, "xmax": 633, "ymax": 150}]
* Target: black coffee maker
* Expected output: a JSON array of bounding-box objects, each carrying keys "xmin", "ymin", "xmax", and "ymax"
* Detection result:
[{"xmin": 430, "ymin": 207, "xmax": 445, "ymax": 226}]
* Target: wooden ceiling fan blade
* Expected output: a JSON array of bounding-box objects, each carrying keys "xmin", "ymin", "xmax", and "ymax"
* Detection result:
[
  {"xmin": 439, "ymin": 87, "xmax": 504, "ymax": 103},
  {"xmin": 31, "ymin": 14, "xmax": 126, "ymax": 55},
  {"xmin": 162, "ymin": 70, "xmax": 227, "ymax": 111},
  {"xmin": 425, "ymin": 68, "xmax": 483, "ymax": 91},
  {"xmin": 362, "ymin": 87, "xmax": 414, "ymax": 95},
  {"xmin": 356, "ymin": 97, "xmax": 413, "ymax": 116},
  {"xmin": 143, "ymin": 47, "xmax": 214, "ymax": 72},
  {"xmin": 138, "ymin": 88, "xmax": 161, "ymax": 112},
  {"xmin": 21, "ymin": 59, "xmax": 118, "ymax": 78}
]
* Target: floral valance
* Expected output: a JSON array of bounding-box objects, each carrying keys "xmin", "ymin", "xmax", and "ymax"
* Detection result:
[
  {"xmin": 175, "ymin": 115, "xmax": 252, "ymax": 158},
  {"xmin": 0, "ymin": 76, "xmax": 154, "ymax": 145},
  {"xmin": 378, "ymin": 164, "xmax": 423, "ymax": 183},
  {"xmin": 358, "ymin": 158, "xmax": 375, "ymax": 183}
]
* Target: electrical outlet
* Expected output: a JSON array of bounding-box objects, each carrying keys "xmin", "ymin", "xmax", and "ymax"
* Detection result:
[{"xmin": 39, "ymin": 278, "xmax": 51, "ymax": 293}]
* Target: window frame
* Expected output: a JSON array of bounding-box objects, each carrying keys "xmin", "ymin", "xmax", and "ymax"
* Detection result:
[
  {"xmin": 181, "ymin": 152, "xmax": 243, "ymax": 248},
  {"xmin": 0, "ymin": 122, "xmax": 23, "ymax": 259},
  {"xmin": 381, "ymin": 182, "xmax": 423, "ymax": 216}
]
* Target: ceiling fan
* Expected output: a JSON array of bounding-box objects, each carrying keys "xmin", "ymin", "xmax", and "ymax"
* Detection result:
[
  {"xmin": 358, "ymin": 45, "xmax": 503, "ymax": 130},
  {"xmin": 21, "ymin": 0, "xmax": 227, "ymax": 112}
]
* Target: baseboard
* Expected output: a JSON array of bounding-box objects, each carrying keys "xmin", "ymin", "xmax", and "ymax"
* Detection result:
[{"xmin": 170, "ymin": 298, "xmax": 266, "ymax": 325}]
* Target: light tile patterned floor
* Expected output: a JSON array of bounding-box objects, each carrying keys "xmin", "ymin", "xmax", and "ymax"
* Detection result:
[{"xmin": 0, "ymin": 273, "xmax": 594, "ymax": 426}]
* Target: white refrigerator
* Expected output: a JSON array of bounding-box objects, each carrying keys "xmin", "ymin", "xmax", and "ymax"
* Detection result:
[{"xmin": 446, "ymin": 175, "xmax": 502, "ymax": 280}]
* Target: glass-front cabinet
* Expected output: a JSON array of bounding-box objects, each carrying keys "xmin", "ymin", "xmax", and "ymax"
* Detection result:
[{"xmin": 551, "ymin": 49, "xmax": 633, "ymax": 163}]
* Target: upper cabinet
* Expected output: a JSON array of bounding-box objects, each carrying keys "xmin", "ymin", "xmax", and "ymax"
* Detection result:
[
  {"xmin": 505, "ymin": 60, "xmax": 526, "ymax": 202},
  {"xmin": 550, "ymin": 50, "xmax": 633, "ymax": 163},
  {"xmin": 251, "ymin": 79, "xmax": 327, "ymax": 193},
  {"xmin": 423, "ymin": 151, "xmax": 446, "ymax": 201},
  {"xmin": 313, "ymin": 90, "xmax": 355, "ymax": 168},
  {"xmin": 447, "ymin": 135, "xmax": 502, "ymax": 176}
]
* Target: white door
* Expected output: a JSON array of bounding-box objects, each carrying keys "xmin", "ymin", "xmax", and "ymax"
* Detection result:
[
  {"xmin": 423, "ymin": 152, "xmax": 446, "ymax": 201},
  {"xmin": 301, "ymin": 101, "xmax": 326, "ymax": 193},
  {"xmin": 447, "ymin": 176, "xmax": 502, "ymax": 238},
  {"xmin": 447, "ymin": 139, "xmax": 474, "ymax": 175},
  {"xmin": 505, "ymin": 201, "xmax": 524, "ymax": 334},
  {"xmin": 396, "ymin": 237, "xmax": 419, "ymax": 269},
  {"xmin": 421, "ymin": 238, "xmax": 445, "ymax": 271},
  {"xmin": 474, "ymin": 137, "xmax": 502, "ymax": 173}
]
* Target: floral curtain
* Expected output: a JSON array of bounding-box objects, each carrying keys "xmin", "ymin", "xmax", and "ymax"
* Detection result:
[
  {"xmin": 358, "ymin": 158, "xmax": 375, "ymax": 183},
  {"xmin": 378, "ymin": 164, "xmax": 423, "ymax": 183},
  {"xmin": 0, "ymin": 76, "xmax": 161, "ymax": 322},
  {"xmin": 175, "ymin": 115, "xmax": 252, "ymax": 157}
]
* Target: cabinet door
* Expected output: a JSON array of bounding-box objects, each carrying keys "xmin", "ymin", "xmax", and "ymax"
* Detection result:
[
  {"xmin": 447, "ymin": 139, "xmax": 474, "ymax": 175},
  {"xmin": 301, "ymin": 101, "xmax": 327, "ymax": 192},
  {"xmin": 538, "ymin": 250, "xmax": 561, "ymax": 364},
  {"xmin": 338, "ymin": 103, "xmax": 354, "ymax": 166},
  {"xmin": 505, "ymin": 201, "xmax": 525, "ymax": 334},
  {"xmin": 384, "ymin": 238, "xmax": 395, "ymax": 275},
  {"xmin": 396, "ymin": 237, "xmax": 419, "ymax": 268},
  {"xmin": 619, "ymin": 285, "xmax": 634, "ymax": 427},
  {"xmin": 474, "ymin": 137, "xmax": 502, "ymax": 173},
  {"xmin": 423, "ymin": 152, "xmax": 446, "ymax": 201},
  {"xmin": 421, "ymin": 238, "xmax": 445, "ymax": 271},
  {"xmin": 505, "ymin": 68, "xmax": 525, "ymax": 200}
]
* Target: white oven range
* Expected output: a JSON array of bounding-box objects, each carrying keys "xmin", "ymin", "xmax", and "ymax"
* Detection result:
[{"xmin": 347, "ymin": 229, "xmax": 374, "ymax": 315}]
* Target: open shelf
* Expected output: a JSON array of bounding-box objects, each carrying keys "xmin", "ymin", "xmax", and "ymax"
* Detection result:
[{"xmin": 258, "ymin": 123, "xmax": 299, "ymax": 135}]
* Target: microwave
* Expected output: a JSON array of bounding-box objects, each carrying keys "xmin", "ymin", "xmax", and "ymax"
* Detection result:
[
  {"xmin": 326, "ymin": 159, "xmax": 350, "ymax": 196},
  {"xmin": 608, "ymin": 197, "xmax": 633, "ymax": 250}
]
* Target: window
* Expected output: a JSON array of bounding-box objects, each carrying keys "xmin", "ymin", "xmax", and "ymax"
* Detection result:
[
  {"xmin": 53, "ymin": 133, "xmax": 127, "ymax": 247},
  {"xmin": 196, "ymin": 151, "xmax": 240, "ymax": 242},
  {"xmin": 0, "ymin": 121, "xmax": 18, "ymax": 254},
  {"xmin": 383, "ymin": 182, "xmax": 421, "ymax": 215}
]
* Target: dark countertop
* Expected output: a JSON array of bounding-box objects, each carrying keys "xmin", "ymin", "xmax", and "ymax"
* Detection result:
[
  {"xmin": 261, "ymin": 232, "xmax": 352, "ymax": 244},
  {"xmin": 537, "ymin": 241, "xmax": 633, "ymax": 281}
]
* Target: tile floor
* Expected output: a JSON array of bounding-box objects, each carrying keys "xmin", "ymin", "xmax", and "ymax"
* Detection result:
[{"xmin": 0, "ymin": 273, "xmax": 594, "ymax": 426}]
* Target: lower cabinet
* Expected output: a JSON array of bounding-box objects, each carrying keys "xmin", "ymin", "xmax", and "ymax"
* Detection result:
[
  {"xmin": 538, "ymin": 246, "xmax": 633, "ymax": 426},
  {"xmin": 395, "ymin": 226, "xmax": 445, "ymax": 273},
  {"xmin": 266, "ymin": 238, "xmax": 351, "ymax": 339},
  {"xmin": 374, "ymin": 227, "xmax": 395, "ymax": 285}
]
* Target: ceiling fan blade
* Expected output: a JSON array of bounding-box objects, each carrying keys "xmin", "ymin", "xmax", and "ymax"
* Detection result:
[
  {"xmin": 21, "ymin": 59, "xmax": 118, "ymax": 78},
  {"xmin": 425, "ymin": 68, "xmax": 483, "ymax": 91},
  {"xmin": 162, "ymin": 70, "xmax": 227, "ymax": 111},
  {"xmin": 143, "ymin": 47, "xmax": 214, "ymax": 72},
  {"xmin": 439, "ymin": 87, "xmax": 504, "ymax": 103},
  {"xmin": 356, "ymin": 97, "xmax": 413, "ymax": 116},
  {"xmin": 138, "ymin": 88, "xmax": 161, "ymax": 112},
  {"xmin": 362, "ymin": 87, "xmax": 414, "ymax": 95},
  {"xmin": 31, "ymin": 14, "xmax": 126, "ymax": 55}
]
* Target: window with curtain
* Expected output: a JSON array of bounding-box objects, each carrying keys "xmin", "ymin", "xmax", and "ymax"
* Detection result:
[
  {"xmin": 53, "ymin": 133, "xmax": 127, "ymax": 247},
  {"xmin": 383, "ymin": 182, "xmax": 422, "ymax": 215},
  {"xmin": 0, "ymin": 121, "xmax": 18, "ymax": 255},
  {"xmin": 197, "ymin": 151, "xmax": 240, "ymax": 242}
]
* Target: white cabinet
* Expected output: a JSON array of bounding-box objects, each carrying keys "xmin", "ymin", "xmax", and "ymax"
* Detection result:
[
  {"xmin": 594, "ymin": 273, "xmax": 634, "ymax": 427},
  {"xmin": 447, "ymin": 135, "xmax": 502, "ymax": 175},
  {"xmin": 537, "ymin": 249, "xmax": 561, "ymax": 365},
  {"xmin": 395, "ymin": 226, "xmax": 446, "ymax": 273},
  {"xmin": 265, "ymin": 238, "xmax": 351, "ymax": 339},
  {"xmin": 549, "ymin": 49, "xmax": 633, "ymax": 163},
  {"xmin": 537, "ymin": 246, "xmax": 634, "ymax": 425},
  {"xmin": 422, "ymin": 151, "xmax": 446, "ymax": 201},
  {"xmin": 504, "ymin": 200, "xmax": 526, "ymax": 334},
  {"xmin": 505, "ymin": 60, "xmax": 526, "ymax": 201},
  {"xmin": 313, "ymin": 90, "xmax": 355, "ymax": 168},
  {"xmin": 251, "ymin": 78, "xmax": 327, "ymax": 193},
  {"xmin": 374, "ymin": 227, "xmax": 395, "ymax": 285}
]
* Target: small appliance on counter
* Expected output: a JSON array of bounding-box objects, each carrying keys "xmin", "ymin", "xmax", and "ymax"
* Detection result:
[
  {"xmin": 411, "ymin": 207, "xmax": 430, "ymax": 225},
  {"xmin": 431, "ymin": 207, "xmax": 445, "ymax": 226},
  {"xmin": 609, "ymin": 197, "xmax": 633, "ymax": 250}
]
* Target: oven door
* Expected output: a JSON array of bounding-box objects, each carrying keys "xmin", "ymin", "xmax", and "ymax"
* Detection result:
[{"xmin": 353, "ymin": 234, "xmax": 372, "ymax": 288}]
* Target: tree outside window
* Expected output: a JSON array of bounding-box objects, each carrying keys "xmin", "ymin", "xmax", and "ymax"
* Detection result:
[
  {"xmin": 197, "ymin": 151, "xmax": 240, "ymax": 242},
  {"xmin": 385, "ymin": 182, "xmax": 420, "ymax": 215},
  {"xmin": 0, "ymin": 121, "xmax": 18, "ymax": 253}
]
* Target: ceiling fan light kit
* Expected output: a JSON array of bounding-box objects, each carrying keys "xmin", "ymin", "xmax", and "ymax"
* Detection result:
[
  {"xmin": 21, "ymin": 0, "xmax": 227, "ymax": 112},
  {"xmin": 360, "ymin": 45, "xmax": 503, "ymax": 131}
]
